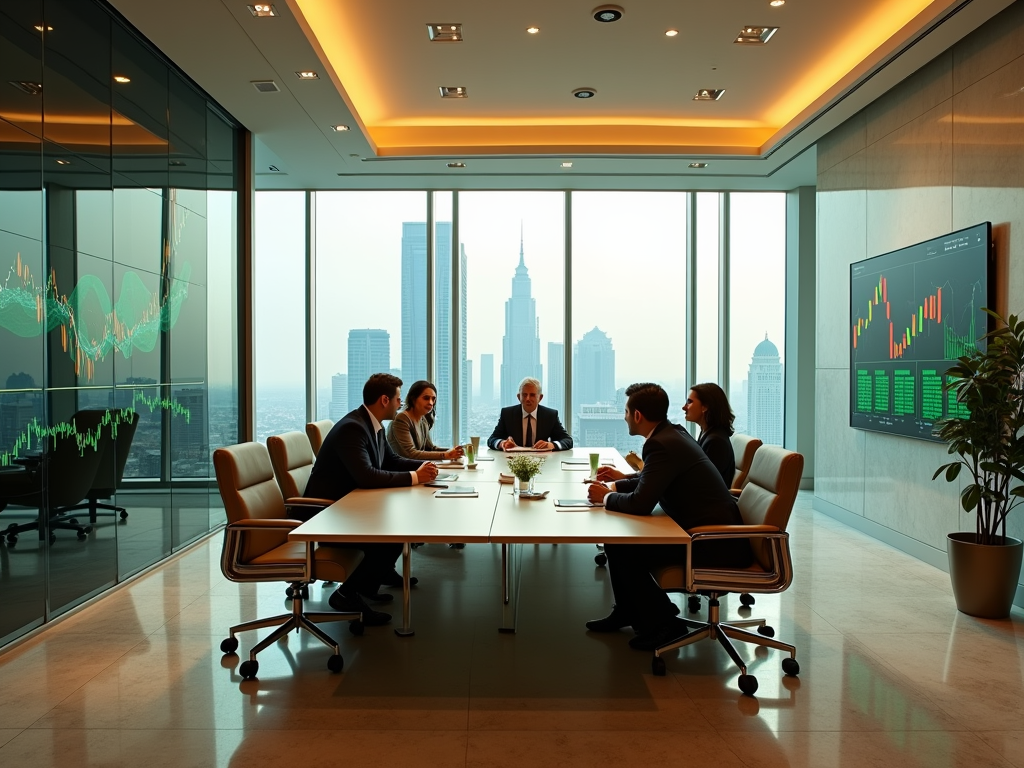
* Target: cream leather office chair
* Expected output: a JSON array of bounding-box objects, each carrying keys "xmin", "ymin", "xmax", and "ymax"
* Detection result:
[
  {"xmin": 267, "ymin": 431, "xmax": 333, "ymax": 521},
  {"xmin": 651, "ymin": 445, "xmax": 803, "ymax": 696},
  {"xmin": 213, "ymin": 442, "xmax": 363, "ymax": 680},
  {"xmin": 305, "ymin": 419, "xmax": 334, "ymax": 457},
  {"xmin": 730, "ymin": 433, "xmax": 762, "ymax": 492}
]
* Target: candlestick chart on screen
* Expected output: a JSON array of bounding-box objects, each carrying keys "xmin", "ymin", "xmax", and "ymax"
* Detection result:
[{"xmin": 849, "ymin": 223, "xmax": 990, "ymax": 441}]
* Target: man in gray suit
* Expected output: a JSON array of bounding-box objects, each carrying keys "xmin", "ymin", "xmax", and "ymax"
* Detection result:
[{"xmin": 585, "ymin": 382, "xmax": 752, "ymax": 649}]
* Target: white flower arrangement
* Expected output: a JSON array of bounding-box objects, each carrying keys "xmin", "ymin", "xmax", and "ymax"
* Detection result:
[{"xmin": 506, "ymin": 454, "xmax": 545, "ymax": 481}]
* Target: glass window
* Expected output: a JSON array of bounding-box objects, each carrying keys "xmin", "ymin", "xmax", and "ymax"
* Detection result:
[
  {"xmin": 571, "ymin": 192, "xmax": 688, "ymax": 452},
  {"xmin": 255, "ymin": 192, "xmax": 307, "ymax": 441},
  {"xmin": 459, "ymin": 192, "xmax": 564, "ymax": 446},
  {"xmin": 313, "ymin": 192, "xmax": 427, "ymax": 429},
  {"xmin": 729, "ymin": 192, "xmax": 786, "ymax": 445},
  {"xmin": 695, "ymin": 192, "xmax": 721, "ymax": 387}
]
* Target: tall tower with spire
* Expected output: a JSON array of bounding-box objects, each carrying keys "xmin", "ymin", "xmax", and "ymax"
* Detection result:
[{"xmin": 500, "ymin": 229, "xmax": 543, "ymax": 404}]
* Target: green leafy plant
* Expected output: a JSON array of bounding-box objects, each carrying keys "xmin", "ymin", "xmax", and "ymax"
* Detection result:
[
  {"xmin": 506, "ymin": 454, "xmax": 545, "ymax": 482},
  {"xmin": 933, "ymin": 309, "xmax": 1024, "ymax": 545}
]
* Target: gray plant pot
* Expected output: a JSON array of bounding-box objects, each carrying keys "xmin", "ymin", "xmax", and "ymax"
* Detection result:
[{"xmin": 947, "ymin": 532, "xmax": 1023, "ymax": 619}]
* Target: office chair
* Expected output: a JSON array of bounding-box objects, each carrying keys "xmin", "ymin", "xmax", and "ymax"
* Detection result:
[
  {"xmin": 305, "ymin": 419, "xmax": 334, "ymax": 457},
  {"xmin": 730, "ymin": 433, "xmax": 762, "ymax": 493},
  {"xmin": 54, "ymin": 410, "xmax": 139, "ymax": 524},
  {"xmin": 213, "ymin": 441, "xmax": 363, "ymax": 680},
  {"xmin": 267, "ymin": 430, "xmax": 334, "ymax": 521},
  {"xmin": 650, "ymin": 445, "xmax": 804, "ymax": 696},
  {"xmin": 1, "ymin": 409, "xmax": 107, "ymax": 546}
]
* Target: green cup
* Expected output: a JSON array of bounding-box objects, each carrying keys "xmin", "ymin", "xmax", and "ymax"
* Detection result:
[
  {"xmin": 465, "ymin": 443, "xmax": 476, "ymax": 464},
  {"xmin": 589, "ymin": 452, "xmax": 600, "ymax": 479}
]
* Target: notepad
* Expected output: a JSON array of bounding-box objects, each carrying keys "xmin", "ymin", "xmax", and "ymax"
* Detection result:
[
  {"xmin": 435, "ymin": 473, "xmax": 459, "ymax": 481},
  {"xmin": 561, "ymin": 458, "xmax": 589, "ymax": 464},
  {"xmin": 434, "ymin": 485, "xmax": 479, "ymax": 498},
  {"xmin": 555, "ymin": 499, "xmax": 604, "ymax": 508},
  {"xmin": 505, "ymin": 446, "xmax": 553, "ymax": 453}
]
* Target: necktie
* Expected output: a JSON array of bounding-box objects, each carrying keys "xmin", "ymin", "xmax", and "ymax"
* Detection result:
[
  {"xmin": 525, "ymin": 414, "xmax": 533, "ymax": 447},
  {"xmin": 376, "ymin": 429, "xmax": 385, "ymax": 465}
]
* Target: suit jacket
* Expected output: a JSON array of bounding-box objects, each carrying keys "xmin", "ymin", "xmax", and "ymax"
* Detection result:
[
  {"xmin": 605, "ymin": 421, "xmax": 741, "ymax": 531},
  {"xmin": 698, "ymin": 427, "xmax": 735, "ymax": 488},
  {"xmin": 304, "ymin": 406, "xmax": 423, "ymax": 501},
  {"xmin": 386, "ymin": 410, "xmax": 446, "ymax": 461},
  {"xmin": 486, "ymin": 403, "xmax": 573, "ymax": 451}
]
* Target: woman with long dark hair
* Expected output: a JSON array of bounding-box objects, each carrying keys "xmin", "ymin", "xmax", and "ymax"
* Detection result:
[
  {"xmin": 682, "ymin": 382, "xmax": 735, "ymax": 488},
  {"xmin": 386, "ymin": 380, "xmax": 463, "ymax": 461}
]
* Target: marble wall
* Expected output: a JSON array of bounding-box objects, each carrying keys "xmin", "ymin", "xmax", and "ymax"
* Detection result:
[{"xmin": 815, "ymin": 1, "xmax": 1024, "ymax": 603}]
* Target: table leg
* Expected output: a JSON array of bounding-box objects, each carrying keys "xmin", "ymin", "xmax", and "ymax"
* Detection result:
[
  {"xmin": 394, "ymin": 541, "xmax": 415, "ymax": 637},
  {"xmin": 499, "ymin": 542, "xmax": 521, "ymax": 633}
]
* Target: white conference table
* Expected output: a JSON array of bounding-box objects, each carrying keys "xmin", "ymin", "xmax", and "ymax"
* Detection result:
[{"xmin": 290, "ymin": 447, "xmax": 690, "ymax": 635}]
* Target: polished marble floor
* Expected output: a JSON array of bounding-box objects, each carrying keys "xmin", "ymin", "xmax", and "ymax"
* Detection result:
[{"xmin": 0, "ymin": 492, "xmax": 1022, "ymax": 767}]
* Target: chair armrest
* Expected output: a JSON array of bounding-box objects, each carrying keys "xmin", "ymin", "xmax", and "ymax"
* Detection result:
[
  {"xmin": 729, "ymin": 488, "xmax": 742, "ymax": 498},
  {"xmin": 226, "ymin": 518, "xmax": 304, "ymax": 532},
  {"xmin": 688, "ymin": 525, "xmax": 783, "ymax": 543},
  {"xmin": 284, "ymin": 496, "xmax": 333, "ymax": 508}
]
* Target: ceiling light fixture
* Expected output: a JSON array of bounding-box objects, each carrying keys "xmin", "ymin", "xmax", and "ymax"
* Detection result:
[
  {"xmin": 561, "ymin": 162, "xmax": 573, "ymax": 168},
  {"xmin": 113, "ymin": 75, "xmax": 131, "ymax": 84},
  {"xmin": 665, "ymin": 29, "xmax": 679, "ymax": 37},
  {"xmin": 296, "ymin": 71, "xmax": 319, "ymax": 80},
  {"xmin": 268, "ymin": 165, "xmax": 281, "ymax": 172},
  {"xmin": 572, "ymin": 88, "xmax": 596, "ymax": 99},
  {"xmin": 247, "ymin": 4, "xmax": 277, "ymax": 17},
  {"xmin": 527, "ymin": 26, "xmax": 540, "ymax": 34},
  {"xmin": 439, "ymin": 86, "xmax": 468, "ymax": 98},
  {"xmin": 446, "ymin": 162, "xmax": 466, "ymax": 168},
  {"xmin": 689, "ymin": 162, "xmax": 708, "ymax": 168},
  {"xmin": 169, "ymin": 160, "xmax": 186, "ymax": 167},
  {"xmin": 427, "ymin": 23, "xmax": 463, "ymax": 42},
  {"xmin": 9, "ymin": 81, "xmax": 42, "ymax": 96},
  {"xmin": 251, "ymin": 80, "xmax": 280, "ymax": 92},
  {"xmin": 592, "ymin": 5, "xmax": 624, "ymax": 23},
  {"xmin": 735, "ymin": 26, "xmax": 778, "ymax": 44},
  {"xmin": 693, "ymin": 88, "xmax": 725, "ymax": 101},
  {"xmin": 55, "ymin": 159, "xmax": 71, "ymax": 165},
  {"xmin": 332, "ymin": 124, "xmax": 350, "ymax": 132},
  {"xmin": 770, "ymin": 0, "xmax": 786, "ymax": 6},
  {"xmin": 33, "ymin": 25, "xmax": 53, "ymax": 32}
]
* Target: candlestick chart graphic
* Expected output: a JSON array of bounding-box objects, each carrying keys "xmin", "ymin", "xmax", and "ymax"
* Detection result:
[{"xmin": 850, "ymin": 223, "xmax": 989, "ymax": 441}]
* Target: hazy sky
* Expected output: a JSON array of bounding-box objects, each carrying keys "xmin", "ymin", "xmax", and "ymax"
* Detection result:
[{"xmin": 253, "ymin": 191, "xmax": 787, "ymax": 398}]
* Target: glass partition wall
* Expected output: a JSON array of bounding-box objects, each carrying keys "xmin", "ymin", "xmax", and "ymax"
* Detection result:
[
  {"xmin": 254, "ymin": 190, "xmax": 786, "ymax": 459},
  {"xmin": 0, "ymin": 0, "xmax": 241, "ymax": 647}
]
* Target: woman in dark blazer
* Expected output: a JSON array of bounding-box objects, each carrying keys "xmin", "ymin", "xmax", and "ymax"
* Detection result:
[{"xmin": 682, "ymin": 382, "xmax": 736, "ymax": 489}]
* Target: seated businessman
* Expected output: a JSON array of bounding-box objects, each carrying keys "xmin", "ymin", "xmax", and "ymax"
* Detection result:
[
  {"xmin": 304, "ymin": 372, "xmax": 438, "ymax": 625},
  {"xmin": 584, "ymin": 382, "xmax": 752, "ymax": 650},
  {"xmin": 486, "ymin": 377, "xmax": 573, "ymax": 451}
]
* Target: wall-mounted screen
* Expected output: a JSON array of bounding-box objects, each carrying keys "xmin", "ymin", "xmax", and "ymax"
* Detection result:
[{"xmin": 850, "ymin": 222, "xmax": 992, "ymax": 442}]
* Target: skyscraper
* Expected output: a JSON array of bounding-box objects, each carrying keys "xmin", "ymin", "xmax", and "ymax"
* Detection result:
[
  {"xmin": 500, "ymin": 233, "xmax": 542, "ymax": 404},
  {"xmin": 573, "ymin": 327, "xmax": 615, "ymax": 406},
  {"xmin": 329, "ymin": 373, "xmax": 348, "ymax": 419},
  {"xmin": 347, "ymin": 329, "xmax": 390, "ymax": 411},
  {"xmin": 546, "ymin": 342, "xmax": 564, "ymax": 416},
  {"xmin": 480, "ymin": 353, "xmax": 494, "ymax": 403},
  {"xmin": 747, "ymin": 335, "xmax": 783, "ymax": 445},
  {"xmin": 401, "ymin": 221, "xmax": 450, "ymax": 384}
]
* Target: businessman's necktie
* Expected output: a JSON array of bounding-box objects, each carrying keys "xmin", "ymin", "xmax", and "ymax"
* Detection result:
[{"xmin": 525, "ymin": 414, "xmax": 533, "ymax": 447}]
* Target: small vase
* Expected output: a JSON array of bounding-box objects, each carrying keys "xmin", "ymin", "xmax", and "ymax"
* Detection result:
[{"xmin": 517, "ymin": 477, "xmax": 534, "ymax": 495}]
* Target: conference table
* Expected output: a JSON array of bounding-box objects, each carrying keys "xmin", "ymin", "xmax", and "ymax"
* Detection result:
[{"xmin": 290, "ymin": 447, "xmax": 691, "ymax": 635}]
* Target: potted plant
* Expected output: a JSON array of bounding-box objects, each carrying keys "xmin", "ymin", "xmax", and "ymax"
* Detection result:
[
  {"xmin": 506, "ymin": 455, "xmax": 545, "ymax": 496},
  {"xmin": 933, "ymin": 308, "xmax": 1024, "ymax": 618}
]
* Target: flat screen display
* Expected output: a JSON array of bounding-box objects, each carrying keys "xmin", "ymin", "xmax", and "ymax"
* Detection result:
[{"xmin": 849, "ymin": 222, "xmax": 991, "ymax": 441}]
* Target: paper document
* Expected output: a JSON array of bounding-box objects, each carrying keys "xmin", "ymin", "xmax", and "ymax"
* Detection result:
[
  {"xmin": 434, "ymin": 485, "xmax": 479, "ymax": 498},
  {"xmin": 555, "ymin": 499, "xmax": 604, "ymax": 508},
  {"xmin": 505, "ymin": 446, "xmax": 553, "ymax": 453},
  {"xmin": 435, "ymin": 473, "xmax": 459, "ymax": 481}
]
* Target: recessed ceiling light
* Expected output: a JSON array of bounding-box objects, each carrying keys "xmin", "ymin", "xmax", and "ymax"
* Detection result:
[
  {"xmin": 113, "ymin": 75, "xmax": 130, "ymax": 84},
  {"xmin": 169, "ymin": 160, "xmax": 186, "ymax": 167},
  {"xmin": 527, "ymin": 26, "xmax": 540, "ymax": 34},
  {"xmin": 447, "ymin": 162, "xmax": 466, "ymax": 168},
  {"xmin": 592, "ymin": 5, "xmax": 624, "ymax": 23},
  {"xmin": 33, "ymin": 25, "xmax": 53, "ymax": 32},
  {"xmin": 693, "ymin": 88, "xmax": 725, "ymax": 101},
  {"xmin": 247, "ymin": 4, "xmax": 277, "ymax": 17},
  {"xmin": 55, "ymin": 159, "xmax": 71, "ymax": 165},
  {"xmin": 296, "ymin": 71, "xmax": 319, "ymax": 80},
  {"xmin": 332, "ymin": 124, "xmax": 350, "ymax": 132},
  {"xmin": 251, "ymin": 80, "xmax": 280, "ymax": 93},
  {"xmin": 439, "ymin": 86, "xmax": 468, "ymax": 98},
  {"xmin": 572, "ymin": 88, "xmax": 597, "ymax": 99},
  {"xmin": 689, "ymin": 162, "xmax": 708, "ymax": 169},
  {"xmin": 561, "ymin": 162, "xmax": 573, "ymax": 168},
  {"xmin": 427, "ymin": 23, "xmax": 463, "ymax": 42},
  {"xmin": 268, "ymin": 165, "xmax": 281, "ymax": 172},
  {"xmin": 665, "ymin": 29, "xmax": 679, "ymax": 37},
  {"xmin": 735, "ymin": 26, "xmax": 778, "ymax": 44},
  {"xmin": 9, "ymin": 81, "xmax": 42, "ymax": 96},
  {"xmin": 770, "ymin": 0, "xmax": 786, "ymax": 6}
]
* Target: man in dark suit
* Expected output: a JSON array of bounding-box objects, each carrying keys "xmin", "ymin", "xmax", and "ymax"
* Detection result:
[
  {"xmin": 305, "ymin": 373, "xmax": 438, "ymax": 625},
  {"xmin": 585, "ymin": 382, "xmax": 752, "ymax": 649},
  {"xmin": 486, "ymin": 377, "xmax": 573, "ymax": 451}
]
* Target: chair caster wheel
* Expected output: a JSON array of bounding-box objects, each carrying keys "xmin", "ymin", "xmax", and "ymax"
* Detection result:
[
  {"xmin": 300, "ymin": 586, "xmax": 310, "ymax": 600},
  {"xmin": 67, "ymin": 518, "xmax": 79, "ymax": 525},
  {"xmin": 120, "ymin": 511, "xmax": 129, "ymax": 520},
  {"xmin": 327, "ymin": 654, "xmax": 344, "ymax": 673},
  {"xmin": 651, "ymin": 656, "xmax": 666, "ymax": 676},
  {"xmin": 77, "ymin": 531, "xmax": 88, "ymax": 540},
  {"xmin": 687, "ymin": 596, "xmax": 702, "ymax": 613},
  {"xmin": 448, "ymin": 543, "xmax": 465, "ymax": 549},
  {"xmin": 285, "ymin": 586, "xmax": 295, "ymax": 599},
  {"xmin": 6, "ymin": 535, "xmax": 17, "ymax": 547},
  {"xmin": 220, "ymin": 637, "xmax": 239, "ymax": 654},
  {"xmin": 594, "ymin": 553, "xmax": 607, "ymax": 566},
  {"xmin": 740, "ymin": 593, "xmax": 755, "ymax": 606},
  {"xmin": 48, "ymin": 534, "xmax": 56, "ymax": 545},
  {"xmin": 349, "ymin": 620, "xmax": 364, "ymax": 636},
  {"xmin": 757, "ymin": 625, "xmax": 775, "ymax": 638},
  {"xmin": 782, "ymin": 657, "xmax": 800, "ymax": 676},
  {"xmin": 239, "ymin": 660, "xmax": 258, "ymax": 679},
  {"xmin": 738, "ymin": 674, "xmax": 758, "ymax": 696},
  {"xmin": 410, "ymin": 543, "xmax": 423, "ymax": 549}
]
